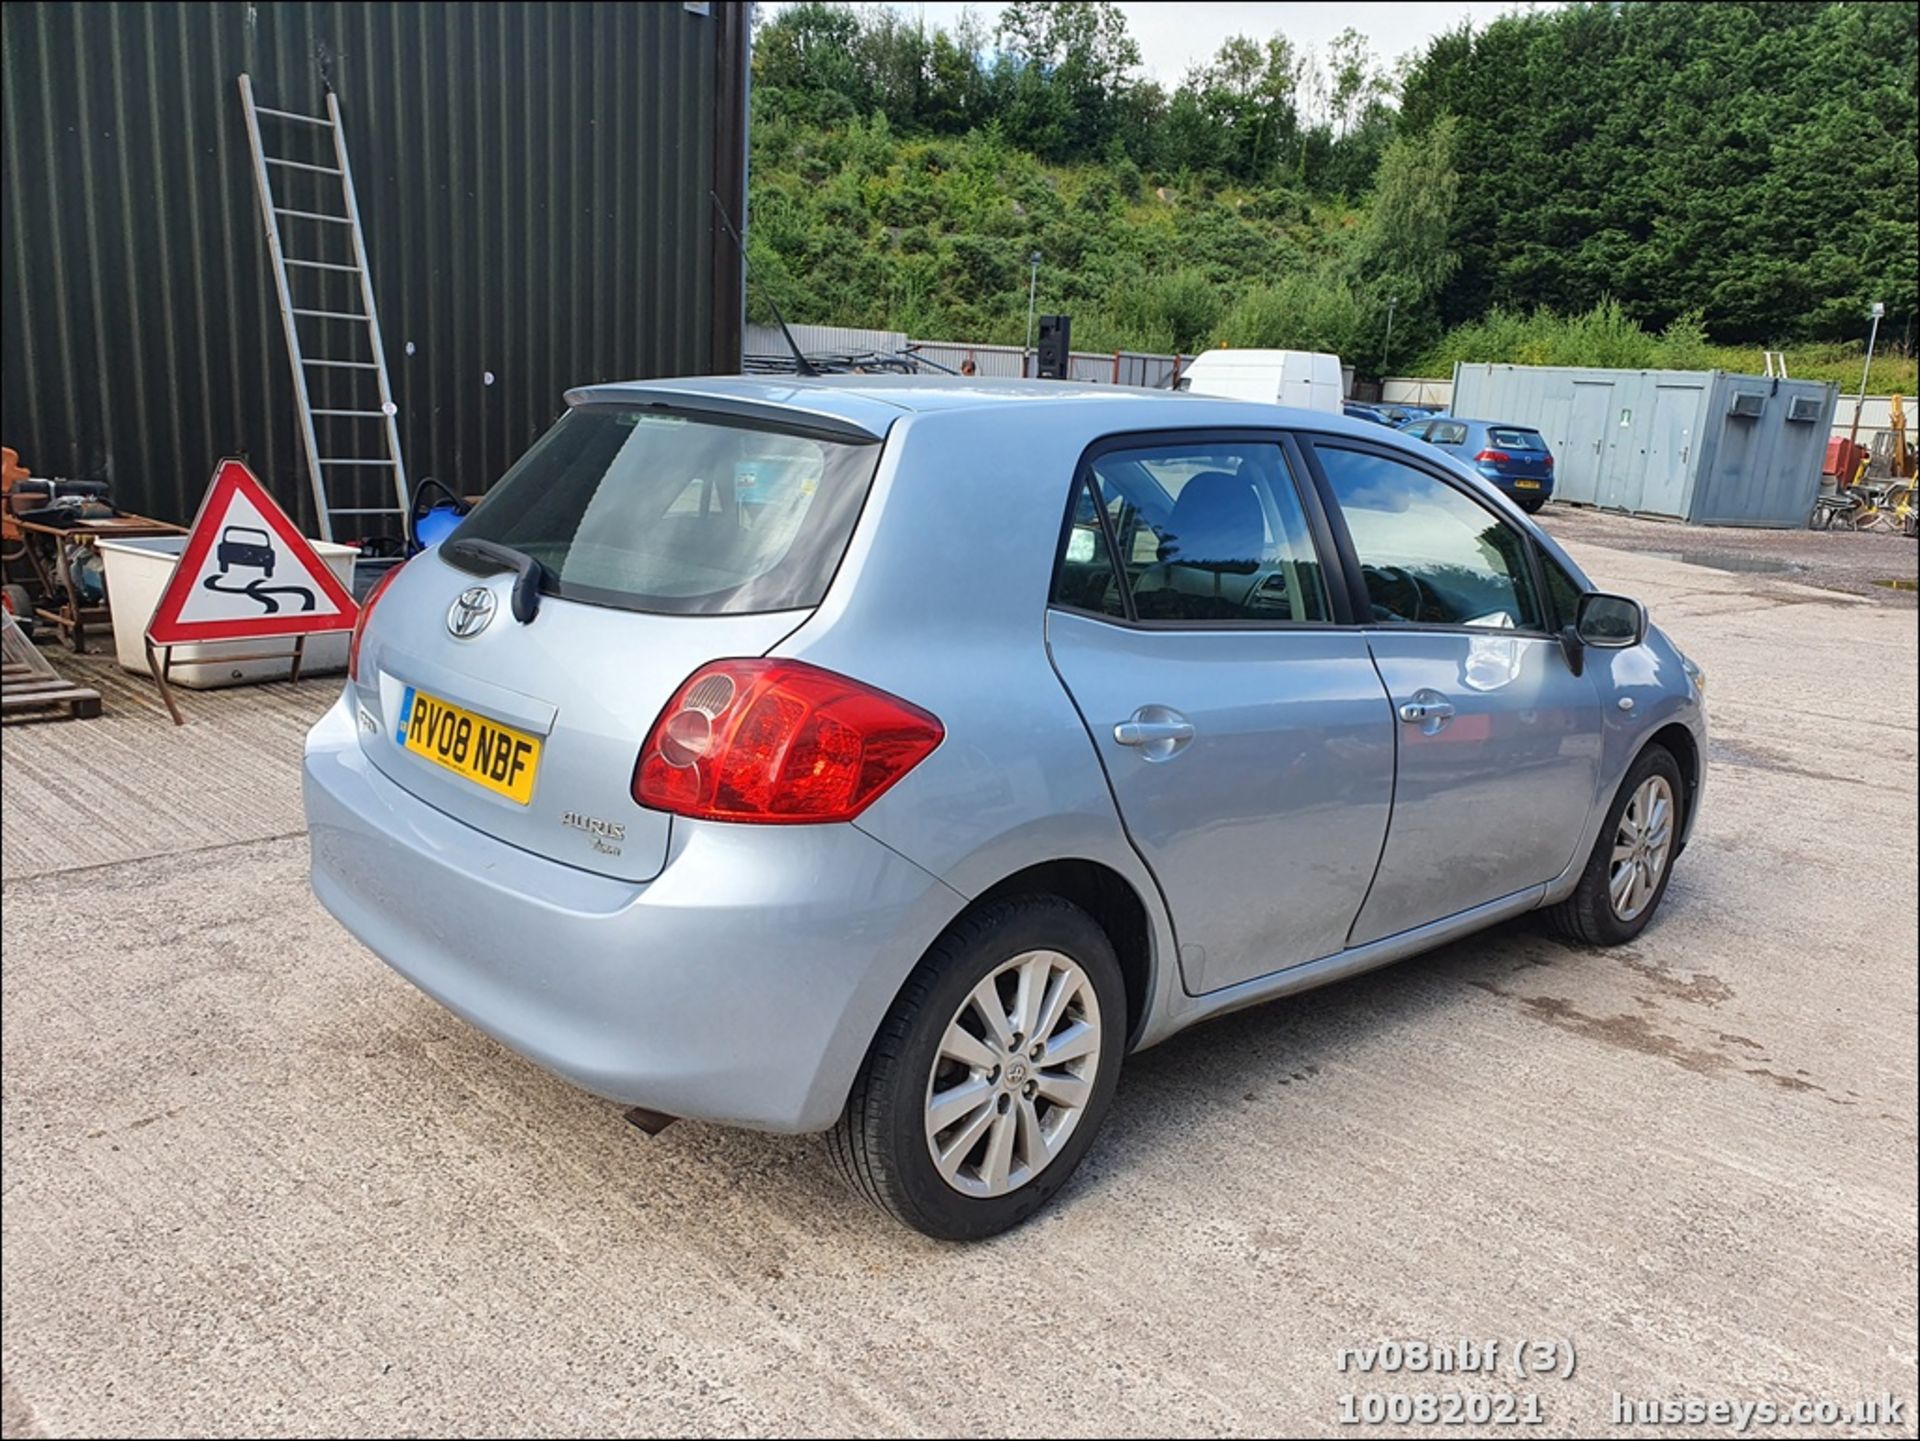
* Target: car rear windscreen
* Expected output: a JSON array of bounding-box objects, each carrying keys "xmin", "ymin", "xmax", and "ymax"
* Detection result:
[
  {"xmin": 447, "ymin": 405, "xmax": 883, "ymax": 615},
  {"xmin": 1488, "ymin": 428, "xmax": 1548, "ymax": 451}
]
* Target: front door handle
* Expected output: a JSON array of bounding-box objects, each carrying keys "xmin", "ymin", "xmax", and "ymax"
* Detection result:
[{"xmin": 1113, "ymin": 706, "xmax": 1195, "ymax": 760}]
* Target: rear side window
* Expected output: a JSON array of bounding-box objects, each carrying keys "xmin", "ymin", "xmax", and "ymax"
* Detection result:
[
  {"xmin": 1430, "ymin": 421, "xmax": 1468, "ymax": 445},
  {"xmin": 1054, "ymin": 477, "xmax": 1129, "ymax": 619},
  {"xmin": 1488, "ymin": 428, "xmax": 1548, "ymax": 451},
  {"xmin": 449, "ymin": 406, "xmax": 881, "ymax": 615},
  {"xmin": 1316, "ymin": 446, "xmax": 1544, "ymax": 631},
  {"xmin": 1052, "ymin": 440, "xmax": 1331, "ymax": 624}
]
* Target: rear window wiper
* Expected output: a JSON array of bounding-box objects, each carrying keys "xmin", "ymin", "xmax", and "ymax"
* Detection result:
[{"xmin": 440, "ymin": 537, "xmax": 545, "ymax": 624}]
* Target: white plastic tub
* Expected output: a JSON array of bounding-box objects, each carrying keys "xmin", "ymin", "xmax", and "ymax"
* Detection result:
[{"xmin": 97, "ymin": 535, "xmax": 357, "ymax": 688}]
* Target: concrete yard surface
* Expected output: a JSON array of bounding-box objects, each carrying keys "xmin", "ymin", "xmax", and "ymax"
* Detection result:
[{"xmin": 2, "ymin": 516, "xmax": 1916, "ymax": 1437}]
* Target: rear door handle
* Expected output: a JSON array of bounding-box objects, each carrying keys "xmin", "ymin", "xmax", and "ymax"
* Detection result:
[
  {"xmin": 1115, "ymin": 719, "xmax": 1196, "ymax": 746},
  {"xmin": 1113, "ymin": 706, "xmax": 1195, "ymax": 760},
  {"xmin": 1398, "ymin": 691, "xmax": 1456, "ymax": 734}
]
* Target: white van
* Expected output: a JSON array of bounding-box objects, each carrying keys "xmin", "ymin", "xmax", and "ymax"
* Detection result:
[{"xmin": 1175, "ymin": 349, "xmax": 1344, "ymax": 414}]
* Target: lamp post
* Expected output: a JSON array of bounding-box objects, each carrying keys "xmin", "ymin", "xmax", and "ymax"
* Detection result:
[
  {"xmin": 1849, "ymin": 301, "xmax": 1885, "ymax": 446},
  {"xmin": 1025, "ymin": 251, "xmax": 1042, "ymax": 376},
  {"xmin": 1381, "ymin": 296, "xmax": 1399, "ymax": 379}
]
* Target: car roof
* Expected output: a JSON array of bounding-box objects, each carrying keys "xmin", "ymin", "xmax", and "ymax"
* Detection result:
[
  {"xmin": 563, "ymin": 374, "xmax": 1594, "ymax": 585},
  {"xmin": 564, "ymin": 374, "xmax": 1400, "ymax": 445}
]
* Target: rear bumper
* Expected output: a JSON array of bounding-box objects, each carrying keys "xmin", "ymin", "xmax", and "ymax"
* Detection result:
[
  {"xmin": 302, "ymin": 695, "xmax": 962, "ymax": 1132},
  {"xmin": 1484, "ymin": 472, "xmax": 1554, "ymax": 499}
]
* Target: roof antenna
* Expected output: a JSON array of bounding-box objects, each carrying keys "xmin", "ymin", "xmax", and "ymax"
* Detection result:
[{"xmin": 710, "ymin": 190, "xmax": 818, "ymax": 378}]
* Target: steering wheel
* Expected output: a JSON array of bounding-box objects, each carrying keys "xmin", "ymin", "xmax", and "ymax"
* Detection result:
[{"xmin": 1365, "ymin": 564, "xmax": 1426, "ymax": 623}]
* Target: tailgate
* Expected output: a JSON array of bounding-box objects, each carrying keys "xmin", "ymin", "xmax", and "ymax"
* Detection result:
[
  {"xmin": 352, "ymin": 552, "xmax": 803, "ymax": 882},
  {"xmin": 1486, "ymin": 429, "xmax": 1553, "ymax": 481}
]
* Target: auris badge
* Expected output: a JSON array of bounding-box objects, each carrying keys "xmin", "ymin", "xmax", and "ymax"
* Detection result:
[
  {"xmin": 561, "ymin": 810, "xmax": 626, "ymax": 856},
  {"xmin": 447, "ymin": 586, "xmax": 496, "ymax": 639}
]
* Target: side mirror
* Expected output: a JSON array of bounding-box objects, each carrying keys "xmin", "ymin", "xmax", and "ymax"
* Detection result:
[{"xmin": 1575, "ymin": 592, "xmax": 1648, "ymax": 648}]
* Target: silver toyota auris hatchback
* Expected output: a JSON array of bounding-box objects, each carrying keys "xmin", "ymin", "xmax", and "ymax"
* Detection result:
[{"xmin": 305, "ymin": 377, "xmax": 1706, "ymax": 1239}]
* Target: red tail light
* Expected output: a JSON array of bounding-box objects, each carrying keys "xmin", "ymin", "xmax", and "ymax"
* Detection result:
[
  {"xmin": 1543, "ymin": 454, "xmax": 1554, "ymax": 468},
  {"xmin": 1474, "ymin": 449, "xmax": 1512, "ymax": 466},
  {"xmin": 634, "ymin": 659, "xmax": 944, "ymax": 824},
  {"xmin": 348, "ymin": 561, "xmax": 406, "ymax": 681}
]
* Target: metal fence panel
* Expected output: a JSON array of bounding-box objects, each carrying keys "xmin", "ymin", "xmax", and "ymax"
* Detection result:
[{"xmin": 2, "ymin": 1, "xmax": 749, "ymax": 531}]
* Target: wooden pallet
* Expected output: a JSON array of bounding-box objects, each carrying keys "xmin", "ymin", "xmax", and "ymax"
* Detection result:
[{"xmin": 2, "ymin": 659, "xmax": 103, "ymax": 722}]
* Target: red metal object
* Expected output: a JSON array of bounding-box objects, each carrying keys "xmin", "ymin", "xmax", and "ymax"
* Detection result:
[{"xmin": 1824, "ymin": 436, "xmax": 1868, "ymax": 484}]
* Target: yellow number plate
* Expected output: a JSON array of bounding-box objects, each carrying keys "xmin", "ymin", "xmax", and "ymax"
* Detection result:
[
  {"xmin": 398, "ymin": 686, "xmax": 541, "ymax": 804},
  {"xmin": 1513, "ymin": 479, "xmax": 1543, "ymax": 490}
]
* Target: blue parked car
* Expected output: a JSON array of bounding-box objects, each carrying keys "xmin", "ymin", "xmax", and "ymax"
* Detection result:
[
  {"xmin": 1343, "ymin": 402, "xmax": 1396, "ymax": 427},
  {"xmin": 1399, "ymin": 415, "xmax": 1555, "ymax": 513}
]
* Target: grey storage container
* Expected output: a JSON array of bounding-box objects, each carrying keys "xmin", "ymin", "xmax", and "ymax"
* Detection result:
[{"xmin": 1449, "ymin": 364, "xmax": 1838, "ymax": 528}]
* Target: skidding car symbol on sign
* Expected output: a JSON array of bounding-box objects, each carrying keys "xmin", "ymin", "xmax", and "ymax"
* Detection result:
[{"xmin": 217, "ymin": 525, "xmax": 275, "ymax": 576}]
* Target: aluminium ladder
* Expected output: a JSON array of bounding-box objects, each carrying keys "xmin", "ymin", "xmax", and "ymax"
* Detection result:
[{"xmin": 238, "ymin": 74, "xmax": 408, "ymax": 543}]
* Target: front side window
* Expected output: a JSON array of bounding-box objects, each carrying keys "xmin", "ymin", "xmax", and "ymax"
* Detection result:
[
  {"xmin": 449, "ymin": 405, "xmax": 881, "ymax": 615},
  {"xmin": 1053, "ymin": 440, "xmax": 1331, "ymax": 624},
  {"xmin": 1540, "ymin": 548, "xmax": 1585, "ymax": 628},
  {"xmin": 1316, "ymin": 446, "xmax": 1544, "ymax": 630}
]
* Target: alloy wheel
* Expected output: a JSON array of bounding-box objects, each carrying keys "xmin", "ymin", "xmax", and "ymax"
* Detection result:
[
  {"xmin": 1610, "ymin": 775, "xmax": 1675, "ymax": 922},
  {"xmin": 922, "ymin": 949, "xmax": 1102, "ymax": 1199}
]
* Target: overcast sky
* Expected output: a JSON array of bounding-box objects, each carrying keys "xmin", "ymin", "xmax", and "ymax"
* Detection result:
[{"xmin": 759, "ymin": 2, "xmax": 1561, "ymax": 81}]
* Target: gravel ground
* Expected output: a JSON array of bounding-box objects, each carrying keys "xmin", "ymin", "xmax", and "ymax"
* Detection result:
[
  {"xmin": 1541, "ymin": 503, "xmax": 1918, "ymax": 606},
  {"xmin": 2, "ymin": 528, "xmax": 1915, "ymax": 1438}
]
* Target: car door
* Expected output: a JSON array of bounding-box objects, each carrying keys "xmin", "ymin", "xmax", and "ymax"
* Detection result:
[
  {"xmin": 1045, "ymin": 431, "xmax": 1396, "ymax": 995},
  {"xmin": 1303, "ymin": 438, "xmax": 1606, "ymax": 946}
]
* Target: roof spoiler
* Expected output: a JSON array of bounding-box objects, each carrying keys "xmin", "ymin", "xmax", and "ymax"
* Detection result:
[{"xmin": 561, "ymin": 386, "xmax": 889, "ymax": 445}]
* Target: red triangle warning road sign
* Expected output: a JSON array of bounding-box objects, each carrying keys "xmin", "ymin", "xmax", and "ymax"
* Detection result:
[{"xmin": 146, "ymin": 459, "xmax": 361, "ymax": 646}]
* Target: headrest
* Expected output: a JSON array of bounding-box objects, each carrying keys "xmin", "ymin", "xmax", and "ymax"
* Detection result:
[{"xmin": 1158, "ymin": 471, "xmax": 1264, "ymax": 571}]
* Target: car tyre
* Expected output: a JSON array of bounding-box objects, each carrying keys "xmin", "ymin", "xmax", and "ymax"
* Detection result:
[
  {"xmin": 1544, "ymin": 744, "xmax": 1684, "ymax": 946},
  {"xmin": 1520, "ymin": 497, "xmax": 1547, "ymax": 514},
  {"xmin": 828, "ymin": 895, "xmax": 1126, "ymax": 1240}
]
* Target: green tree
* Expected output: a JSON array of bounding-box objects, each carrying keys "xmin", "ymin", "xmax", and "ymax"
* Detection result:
[
  {"xmin": 1325, "ymin": 28, "xmax": 1390, "ymax": 140},
  {"xmin": 995, "ymin": 1, "xmax": 1143, "ymax": 159},
  {"xmin": 1350, "ymin": 117, "xmax": 1460, "ymax": 303},
  {"xmin": 1397, "ymin": 1, "xmax": 1918, "ymax": 342},
  {"xmin": 1181, "ymin": 35, "xmax": 1300, "ymax": 182}
]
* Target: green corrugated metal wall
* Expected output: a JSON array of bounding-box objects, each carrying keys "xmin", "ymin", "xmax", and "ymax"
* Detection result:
[{"xmin": 1, "ymin": 1, "xmax": 748, "ymax": 534}]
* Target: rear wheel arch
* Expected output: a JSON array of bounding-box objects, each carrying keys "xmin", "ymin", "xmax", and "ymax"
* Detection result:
[{"xmin": 939, "ymin": 859, "xmax": 1156, "ymax": 1052}]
